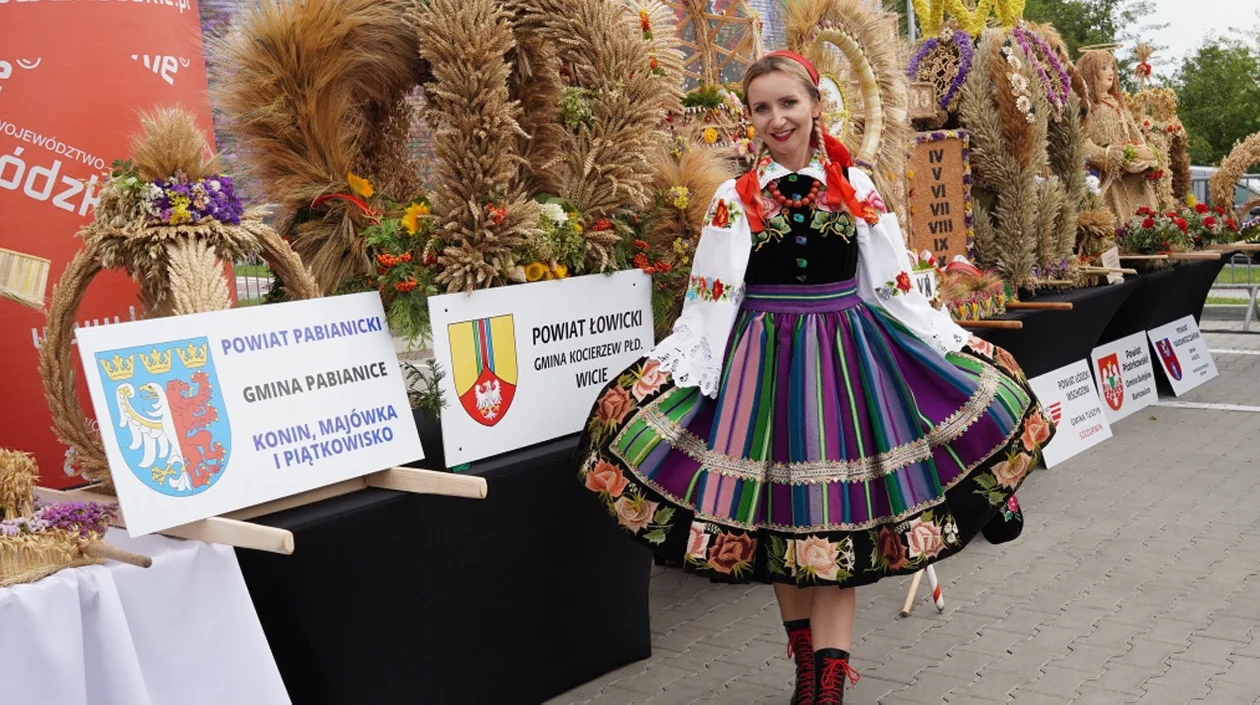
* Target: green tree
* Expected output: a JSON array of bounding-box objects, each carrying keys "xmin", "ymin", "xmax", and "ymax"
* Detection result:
[
  {"xmin": 1023, "ymin": 0, "xmax": 1163, "ymax": 93},
  {"xmin": 1174, "ymin": 36, "xmax": 1260, "ymax": 165}
]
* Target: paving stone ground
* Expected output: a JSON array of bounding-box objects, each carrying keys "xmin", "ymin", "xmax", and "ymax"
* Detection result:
[{"xmin": 548, "ymin": 321, "xmax": 1260, "ymax": 705}]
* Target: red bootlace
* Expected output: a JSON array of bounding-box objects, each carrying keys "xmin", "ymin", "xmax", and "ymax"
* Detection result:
[
  {"xmin": 787, "ymin": 628, "xmax": 815, "ymax": 705},
  {"xmin": 820, "ymin": 658, "xmax": 861, "ymax": 690}
]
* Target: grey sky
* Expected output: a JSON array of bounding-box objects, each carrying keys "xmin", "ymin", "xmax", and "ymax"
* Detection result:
[{"xmin": 1139, "ymin": 0, "xmax": 1260, "ymax": 76}]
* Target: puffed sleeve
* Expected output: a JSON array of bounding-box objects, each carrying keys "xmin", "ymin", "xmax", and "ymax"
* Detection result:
[
  {"xmin": 648, "ymin": 179, "xmax": 753, "ymax": 398},
  {"xmin": 851, "ymin": 168, "xmax": 969, "ymax": 356}
]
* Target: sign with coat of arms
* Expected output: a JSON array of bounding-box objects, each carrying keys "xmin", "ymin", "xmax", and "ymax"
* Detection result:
[
  {"xmin": 429, "ymin": 271, "xmax": 653, "ymax": 466},
  {"xmin": 1089, "ymin": 332, "xmax": 1157, "ymax": 424},
  {"xmin": 1147, "ymin": 315, "xmax": 1218, "ymax": 396},
  {"xmin": 77, "ymin": 292, "xmax": 424, "ymax": 536},
  {"xmin": 1028, "ymin": 359, "xmax": 1113, "ymax": 468}
]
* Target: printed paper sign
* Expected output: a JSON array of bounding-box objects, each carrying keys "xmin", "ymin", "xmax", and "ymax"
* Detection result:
[
  {"xmin": 1148, "ymin": 315, "xmax": 1219, "ymax": 395},
  {"xmin": 1028, "ymin": 359, "xmax": 1113, "ymax": 468},
  {"xmin": 911, "ymin": 269, "xmax": 938, "ymax": 302},
  {"xmin": 76, "ymin": 293, "xmax": 423, "ymax": 536},
  {"xmin": 1100, "ymin": 247, "xmax": 1124, "ymax": 285},
  {"xmin": 429, "ymin": 270, "xmax": 653, "ymax": 466},
  {"xmin": 1090, "ymin": 331, "xmax": 1159, "ymax": 424}
]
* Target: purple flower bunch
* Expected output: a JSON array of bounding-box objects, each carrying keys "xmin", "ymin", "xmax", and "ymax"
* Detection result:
[
  {"xmin": 1012, "ymin": 26, "xmax": 1071, "ymax": 112},
  {"xmin": 0, "ymin": 501, "xmax": 118, "ymax": 538},
  {"xmin": 144, "ymin": 171, "xmax": 243, "ymax": 226},
  {"xmin": 907, "ymin": 31, "xmax": 975, "ymax": 112}
]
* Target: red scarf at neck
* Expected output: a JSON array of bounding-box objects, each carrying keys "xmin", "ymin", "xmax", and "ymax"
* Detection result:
[{"xmin": 734, "ymin": 133, "xmax": 871, "ymax": 233}]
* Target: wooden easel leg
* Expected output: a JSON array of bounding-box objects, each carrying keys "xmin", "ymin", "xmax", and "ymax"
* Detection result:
[{"xmin": 900, "ymin": 570, "xmax": 924, "ymax": 617}]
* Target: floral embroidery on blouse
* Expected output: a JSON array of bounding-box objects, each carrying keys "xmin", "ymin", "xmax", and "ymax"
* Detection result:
[
  {"xmin": 876, "ymin": 271, "xmax": 913, "ymax": 299},
  {"xmin": 686, "ymin": 275, "xmax": 738, "ymax": 302},
  {"xmin": 859, "ymin": 191, "xmax": 886, "ymax": 225},
  {"xmin": 707, "ymin": 198, "xmax": 743, "ymax": 229}
]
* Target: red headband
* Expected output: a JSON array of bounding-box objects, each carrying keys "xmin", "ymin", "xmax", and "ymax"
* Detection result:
[{"xmin": 764, "ymin": 50, "xmax": 820, "ymax": 86}]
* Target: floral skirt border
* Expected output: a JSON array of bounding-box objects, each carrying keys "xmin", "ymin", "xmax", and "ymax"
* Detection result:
[{"xmin": 575, "ymin": 340, "xmax": 1055, "ymax": 589}]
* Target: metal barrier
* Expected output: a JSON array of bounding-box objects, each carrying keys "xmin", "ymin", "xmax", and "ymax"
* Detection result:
[
  {"xmin": 232, "ymin": 256, "xmax": 273, "ymax": 306},
  {"xmin": 1213, "ymin": 252, "xmax": 1260, "ymax": 331}
]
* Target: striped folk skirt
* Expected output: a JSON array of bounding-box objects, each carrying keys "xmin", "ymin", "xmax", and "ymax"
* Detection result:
[{"xmin": 577, "ymin": 280, "xmax": 1053, "ymax": 587}]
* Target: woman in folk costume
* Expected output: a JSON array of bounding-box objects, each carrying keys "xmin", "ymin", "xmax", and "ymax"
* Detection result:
[{"xmin": 577, "ymin": 52, "xmax": 1053, "ymax": 704}]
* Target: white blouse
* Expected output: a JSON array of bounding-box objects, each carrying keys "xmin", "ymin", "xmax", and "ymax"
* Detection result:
[{"xmin": 649, "ymin": 156, "xmax": 970, "ymax": 398}]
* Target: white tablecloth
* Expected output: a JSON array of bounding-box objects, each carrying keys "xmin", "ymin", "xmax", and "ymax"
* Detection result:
[{"xmin": 0, "ymin": 528, "xmax": 290, "ymax": 705}]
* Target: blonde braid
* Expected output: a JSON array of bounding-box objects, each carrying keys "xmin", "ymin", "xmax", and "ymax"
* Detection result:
[{"xmin": 812, "ymin": 117, "xmax": 829, "ymax": 171}]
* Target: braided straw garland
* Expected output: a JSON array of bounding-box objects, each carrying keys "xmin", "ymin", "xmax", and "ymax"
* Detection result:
[{"xmin": 1210, "ymin": 131, "xmax": 1260, "ymax": 218}]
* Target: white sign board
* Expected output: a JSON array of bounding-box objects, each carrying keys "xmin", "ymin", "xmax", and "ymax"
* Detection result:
[
  {"xmin": 428, "ymin": 270, "xmax": 654, "ymax": 466},
  {"xmin": 76, "ymin": 292, "xmax": 423, "ymax": 536},
  {"xmin": 1147, "ymin": 315, "xmax": 1219, "ymax": 396},
  {"xmin": 1028, "ymin": 359, "xmax": 1113, "ymax": 468},
  {"xmin": 1090, "ymin": 332, "xmax": 1159, "ymax": 424}
]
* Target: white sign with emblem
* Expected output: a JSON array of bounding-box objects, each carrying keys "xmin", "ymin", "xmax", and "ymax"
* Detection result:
[
  {"xmin": 428, "ymin": 270, "xmax": 654, "ymax": 467},
  {"xmin": 1090, "ymin": 332, "xmax": 1159, "ymax": 424},
  {"xmin": 1147, "ymin": 314, "xmax": 1219, "ymax": 395},
  {"xmin": 76, "ymin": 293, "xmax": 423, "ymax": 536},
  {"xmin": 1028, "ymin": 359, "xmax": 1113, "ymax": 468}
]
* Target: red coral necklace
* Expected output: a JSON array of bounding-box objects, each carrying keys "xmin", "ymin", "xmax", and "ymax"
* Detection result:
[{"xmin": 767, "ymin": 178, "xmax": 820, "ymax": 209}]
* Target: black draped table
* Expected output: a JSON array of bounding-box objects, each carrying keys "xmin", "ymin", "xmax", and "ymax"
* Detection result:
[
  {"xmin": 1098, "ymin": 258, "xmax": 1229, "ymax": 344},
  {"xmin": 971, "ymin": 278, "xmax": 1142, "ymax": 379},
  {"xmin": 236, "ymin": 436, "xmax": 653, "ymax": 705}
]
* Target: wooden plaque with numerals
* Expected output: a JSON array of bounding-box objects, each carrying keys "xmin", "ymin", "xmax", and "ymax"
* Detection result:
[{"xmin": 908, "ymin": 131, "xmax": 973, "ymax": 263}]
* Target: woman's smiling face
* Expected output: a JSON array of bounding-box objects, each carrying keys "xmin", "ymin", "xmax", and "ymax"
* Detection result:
[{"xmin": 746, "ymin": 70, "xmax": 820, "ymax": 167}]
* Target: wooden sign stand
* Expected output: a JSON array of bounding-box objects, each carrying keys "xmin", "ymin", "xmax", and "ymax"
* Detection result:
[{"xmin": 37, "ymin": 465, "xmax": 488, "ymax": 555}]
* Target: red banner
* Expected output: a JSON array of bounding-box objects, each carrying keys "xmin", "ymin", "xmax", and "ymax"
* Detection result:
[{"xmin": 1, "ymin": 0, "xmax": 213, "ymax": 487}]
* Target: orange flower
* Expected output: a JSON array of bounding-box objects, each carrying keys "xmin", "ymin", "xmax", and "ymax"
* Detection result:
[{"xmin": 347, "ymin": 173, "xmax": 374, "ymax": 198}]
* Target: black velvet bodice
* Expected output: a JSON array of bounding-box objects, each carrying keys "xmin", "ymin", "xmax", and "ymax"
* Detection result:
[{"xmin": 744, "ymin": 173, "xmax": 860, "ymax": 286}]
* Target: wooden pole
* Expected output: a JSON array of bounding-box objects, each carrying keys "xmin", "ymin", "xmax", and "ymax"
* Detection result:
[
  {"xmin": 1079, "ymin": 266, "xmax": 1138, "ymax": 276},
  {"xmin": 1207, "ymin": 243, "xmax": 1260, "ymax": 252},
  {"xmin": 1168, "ymin": 251, "xmax": 1222, "ymax": 260},
  {"xmin": 83, "ymin": 542, "xmax": 152, "ymax": 568},
  {"xmin": 957, "ymin": 319, "xmax": 1023, "ymax": 329},
  {"xmin": 901, "ymin": 570, "xmax": 924, "ymax": 617},
  {"xmin": 1118, "ymin": 254, "xmax": 1169, "ymax": 261},
  {"xmin": 367, "ymin": 467, "xmax": 488, "ymax": 499},
  {"xmin": 1005, "ymin": 301, "xmax": 1074, "ymax": 311}
]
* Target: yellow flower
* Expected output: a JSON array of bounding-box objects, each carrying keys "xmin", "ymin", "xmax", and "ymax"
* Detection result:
[
  {"xmin": 746, "ymin": 126, "xmax": 755, "ymax": 140},
  {"xmin": 347, "ymin": 173, "xmax": 374, "ymax": 198},
  {"xmin": 524, "ymin": 262, "xmax": 547, "ymax": 282},
  {"xmin": 553, "ymin": 263, "xmax": 569, "ymax": 279},
  {"xmin": 702, "ymin": 127, "xmax": 719, "ymax": 145},
  {"xmin": 401, "ymin": 202, "xmax": 430, "ymax": 235},
  {"xmin": 1186, "ymin": 194, "xmax": 1198, "ymax": 207},
  {"xmin": 574, "ymin": 222, "xmax": 583, "ymax": 233}
]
